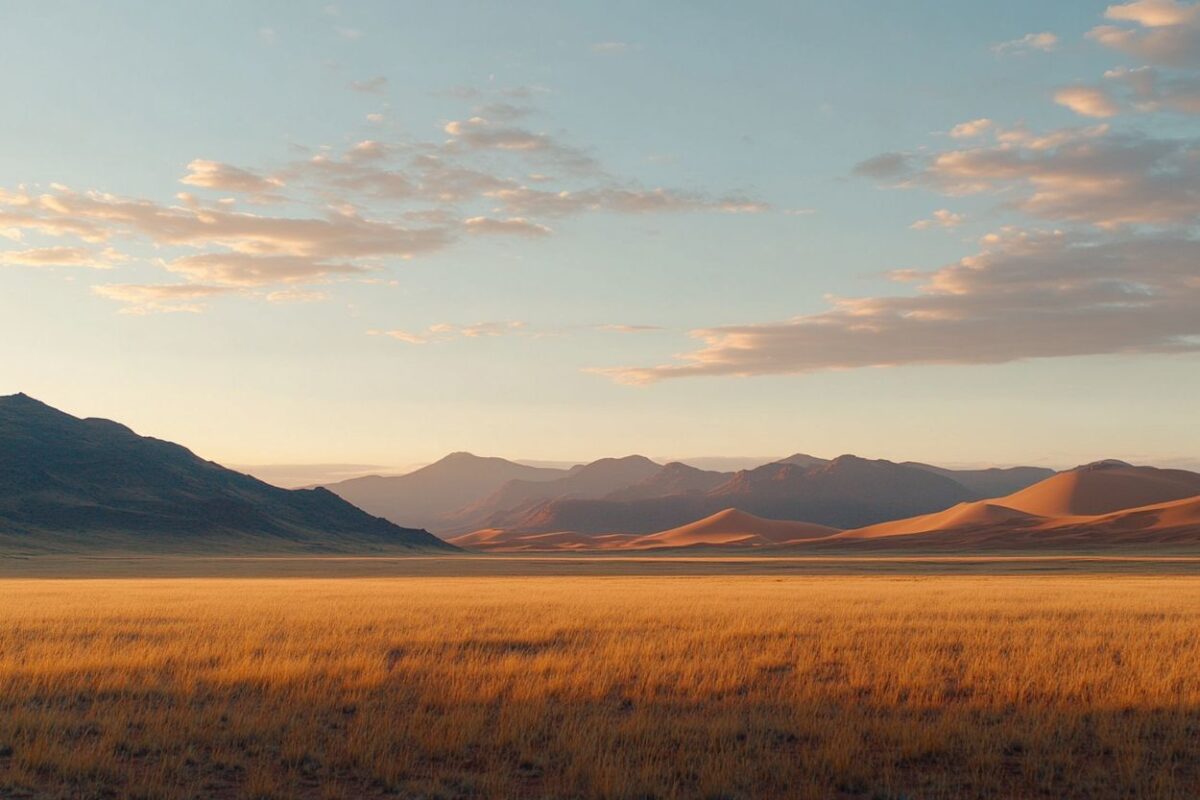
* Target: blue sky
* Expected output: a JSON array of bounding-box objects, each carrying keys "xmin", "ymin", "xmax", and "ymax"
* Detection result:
[{"xmin": 2, "ymin": 1, "xmax": 1198, "ymax": 474}]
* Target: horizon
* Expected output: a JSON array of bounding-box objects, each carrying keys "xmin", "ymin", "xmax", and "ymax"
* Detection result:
[
  {"xmin": 7, "ymin": 387, "xmax": 1198, "ymax": 489},
  {"xmin": 6, "ymin": 379, "xmax": 1200, "ymax": 486},
  {"xmin": 3, "ymin": 1, "xmax": 1198, "ymax": 472}
]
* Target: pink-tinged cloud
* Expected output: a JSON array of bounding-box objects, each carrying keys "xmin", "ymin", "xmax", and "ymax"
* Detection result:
[
  {"xmin": 180, "ymin": 160, "xmax": 285, "ymax": 197},
  {"xmin": 856, "ymin": 124, "xmax": 1200, "ymax": 228},
  {"xmin": 371, "ymin": 321, "xmax": 527, "ymax": 344},
  {"xmin": 992, "ymin": 32, "xmax": 1059, "ymax": 54},
  {"xmin": 0, "ymin": 245, "xmax": 123, "ymax": 269},
  {"xmin": 598, "ymin": 232, "xmax": 1200, "ymax": 384},
  {"xmin": 91, "ymin": 283, "xmax": 235, "ymax": 315},
  {"xmin": 911, "ymin": 210, "xmax": 965, "ymax": 230},
  {"xmin": 1, "ymin": 97, "xmax": 766, "ymax": 313},
  {"xmin": 1089, "ymin": 1, "xmax": 1200, "ymax": 66},
  {"xmin": 1055, "ymin": 86, "xmax": 1121, "ymax": 118},
  {"xmin": 463, "ymin": 216, "xmax": 551, "ymax": 236}
]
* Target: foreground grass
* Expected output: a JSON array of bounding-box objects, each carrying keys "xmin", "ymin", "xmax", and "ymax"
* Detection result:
[{"xmin": 1, "ymin": 576, "xmax": 1198, "ymax": 799}]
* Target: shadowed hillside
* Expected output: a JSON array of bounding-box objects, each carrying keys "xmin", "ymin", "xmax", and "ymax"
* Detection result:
[{"xmin": 0, "ymin": 394, "xmax": 454, "ymax": 554}]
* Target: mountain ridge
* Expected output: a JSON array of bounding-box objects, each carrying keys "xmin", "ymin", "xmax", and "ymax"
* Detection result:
[{"xmin": 0, "ymin": 394, "xmax": 455, "ymax": 554}]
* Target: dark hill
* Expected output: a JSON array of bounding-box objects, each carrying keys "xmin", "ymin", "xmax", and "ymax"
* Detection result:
[{"xmin": 0, "ymin": 394, "xmax": 454, "ymax": 554}]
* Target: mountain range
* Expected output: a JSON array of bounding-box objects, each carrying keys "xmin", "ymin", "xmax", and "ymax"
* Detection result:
[
  {"xmin": 322, "ymin": 451, "xmax": 1057, "ymax": 544},
  {"xmin": 0, "ymin": 394, "xmax": 454, "ymax": 554},
  {"xmin": 3, "ymin": 393, "xmax": 1196, "ymax": 555},
  {"xmin": 447, "ymin": 461, "xmax": 1200, "ymax": 553}
]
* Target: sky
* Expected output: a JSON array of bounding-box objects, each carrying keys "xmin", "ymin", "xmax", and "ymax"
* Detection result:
[{"xmin": 1, "ymin": 0, "xmax": 1198, "ymax": 476}]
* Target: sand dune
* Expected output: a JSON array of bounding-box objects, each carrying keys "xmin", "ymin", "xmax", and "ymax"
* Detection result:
[
  {"xmin": 447, "ymin": 528, "xmax": 635, "ymax": 551},
  {"xmin": 836, "ymin": 463, "xmax": 1200, "ymax": 547},
  {"xmin": 842, "ymin": 502, "xmax": 1047, "ymax": 539},
  {"xmin": 624, "ymin": 508, "xmax": 839, "ymax": 549},
  {"xmin": 1049, "ymin": 495, "xmax": 1200, "ymax": 535},
  {"xmin": 451, "ymin": 508, "xmax": 839, "ymax": 551},
  {"xmin": 997, "ymin": 461, "xmax": 1200, "ymax": 517}
]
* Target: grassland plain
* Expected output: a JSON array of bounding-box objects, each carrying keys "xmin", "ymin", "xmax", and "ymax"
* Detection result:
[{"xmin": 1, "ymin": 574, "xmax": 1198, "ymax": 799}]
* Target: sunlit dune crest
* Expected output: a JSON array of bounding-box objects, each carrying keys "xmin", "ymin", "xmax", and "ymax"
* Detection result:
[{"xmin": 624, "ymin": 508, "xmax": 839, "ymax": 549}]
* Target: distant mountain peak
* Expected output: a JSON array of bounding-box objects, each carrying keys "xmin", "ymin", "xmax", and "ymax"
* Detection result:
[
  {"xmin": 778, "ymin": 452, "xmax": 828, "ymax": 467},
  {"xmin": 1076, "ymin": 459, "xmax": 1134, "ymax": 471},
  {"xmin": 1, "ymin": 392, "xmax": 49, "ymax": 408}
]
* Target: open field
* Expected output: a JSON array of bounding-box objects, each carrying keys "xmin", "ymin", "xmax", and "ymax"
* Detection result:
[
  {"xmin": 2, "ymin": 574, "xmax": 1200, "ymax": 799},
  {"xmin": 5, "ymin": 553, "xmax": 1200, "ymax": 578}
]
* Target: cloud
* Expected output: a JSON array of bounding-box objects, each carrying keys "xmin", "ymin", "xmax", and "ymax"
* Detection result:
[
  {"xmin": 336, "ymin": 27, "xmax": 363, "ymax": 40},
  {"xmin": 1106, "ymin": 65, "xmax": 1200, "ymax": 112},
  {"xmin": 1, "ymin": 97, "xmax": 766, "ymax": 314},
  {"xmin": 1054, "ymin": 86, "xmax": 1121, "ymax": 117},
  {"xmin": 443, "ymin": 115, "xmax": 597, "ymax": 171},
  {"xmin": 165, "ymin": 252, "xmax": 367, "ymax": 287},
  {"xmin": 0, "ymin": 185, "xmax": 453, "ymax": 259},
  {"xmin": 597, "ymin": 324, "xmax": 663, "ymax": 333},
  {"xmin": 852, "ymin": 152, "xmax": 912, "ymax": 180},
  {"xmin": 1089, "ymin": 1, "xmax": 1200, "ymax": 66},
  {"xmin": 911, "ymin": 209, "xmax": 965, "ymax": 230},
  {"xmin": 949, "ymin": 118, "xmax": 994, "ymax": 138},
  {"xmin": 1107, "ymin": 0, "xmax": 1200, "ymax": 26},
  {"xmin": 0, "ymin": 245, "xmax": 123, "ymax": 269},
  {"xmin": 266, "ymin": 288, "xmax": 327, "ymax": 303},
  {"xmin": 180, "ymin": 160, "xmax": 285, "ymax": 197},
  {"xmin": 371, "ymin": 320, "xmax": 527, "ymax": 344},
  {"xmin": 475, "ymin": 102, "xmax": 531, "ymax": 122},
  {"xmin": 591, "ymin": 42, "xmax": 629, "ymax": 54},
  {"xmin": 349, "ymin": 76, "xmax": 388, "ymax": 94},
  {"xmin": 598, "ymin": 231, "xmax": 1200, "ymax": 384},
  {"xmin": 463, "ymin": 216, "xmax": 551, "ymax": 236},
  {"xmin": 859, "ymin": 124, "xmax": 1200, "ymax": 229},
  {"xmin": 992, "ymin": 32, "xmax": 1059, "ymax": 54},
  {"xmin": 91, "ymin": 283, "xmax": 234, "ymax": 314},
  {"xmin": 596, "ymin": 0, "xmax": 1200, "ymax": 386},
  {"xmin": 486, "ymin": 186, "xmax": 768, "ymax": 216}
]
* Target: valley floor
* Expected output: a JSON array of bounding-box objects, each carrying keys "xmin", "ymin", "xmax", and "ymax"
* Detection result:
[{"xmin": 1, "ymin": 571, "xmax": 1199, "ymax": 798}]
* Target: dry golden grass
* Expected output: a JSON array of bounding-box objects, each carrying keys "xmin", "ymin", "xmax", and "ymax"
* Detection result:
[{"xmin": 1, "ymin": 575, "xmax": 1198, "ymax": 799}]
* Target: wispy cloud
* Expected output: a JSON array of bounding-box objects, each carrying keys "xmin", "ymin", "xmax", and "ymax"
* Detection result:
[
  {"xmin": 597, "ymin": 324, "xmax": 663, "ymax": 333},
  {"xmin": 0, "ymin": 91, "xmax": 766, "ymax": 315},
  {"xmin": 0, "ymin": 245, "xmax": 124, "ymax": 269},
  {"xmin": 911, "ymin": 209, "xmax": 965, "ymax": 230},
  {"xmin": 370, "ymin": 321, "xmax": 527, "ymax": 344},
  {"xmin": 598, "ymin": 231, "xmax": 1200, "ymax": 384},
  {"xmin": 90, "ymin": 284, "xmax": 234, "ymax": 315},
  {"xmin": 992, "ymin": 32, "xmax": 1059, "ymax": 54},
  {"xmin": 855, "ymin": 122, "xmax": 1200, "ymax": 229},
  {"xmin": 463, "ymin": 216, "xmax": 551, "ymax": 236},
  {"xmin": 948, "ymin": 118, "xmax": 994, "ymax": 139},
  {"xmin": 1105, "ymin": 65, "xmax": 1200, "ymax": 113},
  {"xmin": 180, "ymin": 160, "xmax": 285, "ymax": 199},
  {"xmin": 601, "ymin": 2, "xmax": 1200, "ymax": 385},
  {"xmin": 349, "ymin": 76, "xmax": 388, "ymax": 94}
]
